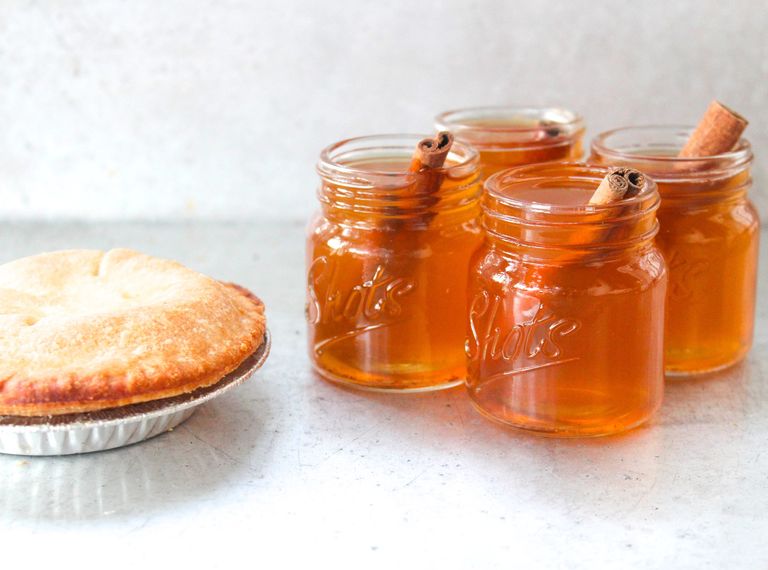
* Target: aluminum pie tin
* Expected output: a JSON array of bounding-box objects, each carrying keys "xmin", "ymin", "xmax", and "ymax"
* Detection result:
[{"xmin": 0, "ymin": 330, "xmax": 271, "ymax": 456}]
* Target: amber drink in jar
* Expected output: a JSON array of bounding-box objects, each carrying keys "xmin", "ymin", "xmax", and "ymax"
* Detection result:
[
  {"xmin": 435, "ymin": 106, "xmax": 585, "ymax": 180},
  {"xmin": 591, "ymin": 126, "xmax": 758, "ymax": 375},
  {"xmin": 466, "ymin": 163, "xmax": 667, "ymax": 436},
  {"xmin": 307, "ymin": 134, "xmax": 482, "ymax": 391}
]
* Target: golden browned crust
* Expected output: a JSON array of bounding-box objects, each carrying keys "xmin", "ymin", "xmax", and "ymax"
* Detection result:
[{"xmin": 0, "ymin": 249, "xmax": 266, "ymax": 416}]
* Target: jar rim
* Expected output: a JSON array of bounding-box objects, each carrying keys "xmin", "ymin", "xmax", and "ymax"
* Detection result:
[
  {"xmin": 482, "ymin": 162, "xmax": 661, "ymax": 253},
  {"xmin": 591, "ymin": 125, "xmax": 753, "ymax": 165},
  {"xmin": 435, "ymin": 105, "xmax": 584, "ymax": 135},
  {"xmin": 484, "ymin": 162, "xmax": 659, "ymax": 216},
  {"xmin": 317, "ymin": 133, "xmax": 479, "ymax": 180}
]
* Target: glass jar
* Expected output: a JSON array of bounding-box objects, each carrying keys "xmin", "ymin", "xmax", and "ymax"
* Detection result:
[
  {"xmin": 307, "ymin": 134, "xmax": 482, "ymax": 391},
  {"xmin": 590, "ymin": 127, "xmax": 758, "ymax": 375},
  {"xmin": 467, "ymin": 163, "xmax": 667, "ymax": 437},
  {"xmin": 435, "ymin": 106, "xmax": 585, "ymax": 180}
]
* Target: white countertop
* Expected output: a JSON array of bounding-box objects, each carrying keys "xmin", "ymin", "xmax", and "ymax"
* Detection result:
[{"xmin": 1, "ymin": 221, "xmax": 766, "ymax": 569}]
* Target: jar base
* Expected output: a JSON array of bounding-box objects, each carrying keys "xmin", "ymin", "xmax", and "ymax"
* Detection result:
[
  {"xmin": 468, "ymin": 393, "xmax": 657, "ymax": 439},
  {"xmin": 664, "ymin": 347, "xmax": 749, "ymax": 378},
  {"xmin": 312, "ymin": 364, "xmax": 463, "ymax": 393},
  {"xmin": 665, "ymin": 353, "xmax": 747, "ymax": 378}
]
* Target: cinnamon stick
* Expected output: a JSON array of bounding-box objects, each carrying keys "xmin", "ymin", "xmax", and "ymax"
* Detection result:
[
  {"xmin": 588, "ymin": 167, "xmax": 645, "ymax": 205},
  {"xmin": 412, "ymin": 131, "xmax": 453, "ymax": 168},
  {"xmin": 540, "ymin": 119, "xmax": 562, "ymax": 138},
  {"xmin": 401, "ymin": 131, "xmax": 454, "ymax": 221},
  {"xmin": 589, "ymin": 169, "xmax": 627, "ymax": 205},
  {"xmin": 409, "ymin": 131, "xmax": 453, "ymax": 184},
  {"xmin": 679, "ymin": 100, "xmax": 748, "ymax": 158},
  {"xmin": 615, "ymin": 167, "xmax": 645, "ymax": 198},
  {"xmin": 512, "ymin": 117, "xmax": 561, "ymax": 139}
]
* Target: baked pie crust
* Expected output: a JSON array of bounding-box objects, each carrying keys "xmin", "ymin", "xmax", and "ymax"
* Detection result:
[{"xmin": 0, "ymin": 249, "xmax": 266, "ymax": 416}]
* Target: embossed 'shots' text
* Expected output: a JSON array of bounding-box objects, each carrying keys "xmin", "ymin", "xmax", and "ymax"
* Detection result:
[
  {"xmin": 467, "ymin": 291, "xmax": 580, "ymax": 372},
  {"xmin": 307, "ymin": 256, "xmax": 416, "ymax": 353},
  {"xmin": 665, "ymin": 250, "xmax": 710, "ymax": 300}
]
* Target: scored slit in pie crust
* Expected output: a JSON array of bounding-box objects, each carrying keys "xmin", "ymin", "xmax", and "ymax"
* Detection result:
[{"xmin": 0, "ymin": 249, "xmax": 266, "ymax": 416}]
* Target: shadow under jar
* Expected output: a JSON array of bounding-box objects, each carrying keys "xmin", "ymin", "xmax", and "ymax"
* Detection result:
[
  {"xmin": 467, "ymin": 163, "xmax": 667, "ymax": 437},
  {"xmin": 307, "ymin": 135, "xmax": 482, "ymax": 391},
  {"xmin": 435, "ymin": 106, "xmax": 585, "ymax": 180},
  {"xmin": 590, "ymin": 127, "xmax": 759, "ymax": 376}
]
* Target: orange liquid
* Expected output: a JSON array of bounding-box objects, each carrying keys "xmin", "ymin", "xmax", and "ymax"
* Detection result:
[
  {"xmin": 461, "ymin": 119, "xmax": 583, "ymax": 180},
  {"xmin": 507, "ymin": 186, "xmax": 594, "ymax": 206},
  {"xmin": 467, "ymin": 186, "xmax": 666, "ymax": 436},
  {"xmin": 478, "ymin": 141, "xmax": 583, "ymax": 180},
  {"xmin": 590, "ymin": 152, "xmax": 760, "ymax": 374},
  {"xmin": 656, "ymin": 173, "xmax": 758, "ymax": 374},
  {"xmin": 307, "ymin": 158, "xmax": 482, "ymax": 390}
]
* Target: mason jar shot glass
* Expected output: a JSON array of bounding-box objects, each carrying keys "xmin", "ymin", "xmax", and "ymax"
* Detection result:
[
  {"xmin": 466, "ymin": 163, "xmax": 667, "ymax": 437},
  {"xmin": 435, "ymin": 106, "xmax": 585, "ymax": 180},
  {"xmin": 307, "ymin": 135, "xmax": 482, "ymax": 391},
  {"xmin": 590, "ymin": 126, "xmax": 759, "ymax": 375}
]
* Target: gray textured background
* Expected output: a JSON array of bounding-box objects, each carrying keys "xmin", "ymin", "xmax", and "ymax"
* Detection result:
[{"xmin": 0, "ymin": 0, "xmax": 765, "ymax": 220}]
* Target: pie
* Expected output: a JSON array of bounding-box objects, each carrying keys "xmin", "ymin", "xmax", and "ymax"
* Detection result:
[{"xmin": 0, "ymin": 249, "xmax": 266, "ymax": 416}]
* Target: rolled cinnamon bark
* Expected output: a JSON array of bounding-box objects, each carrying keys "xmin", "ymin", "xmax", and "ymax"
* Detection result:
[
  {"xmin": 679, "ymin": 101, "xmax": 748, "ymax": 158},
  {"xmin": 540, "ymin": 119, "xmax": 562, "ymax": 138},
  {"xmin": 589, "ymin": 170, "xmax": 630, "ymax": 205},
  {"xmin": 405, "ymin": 131, "xmax": 454, "ymax": 208},
  {"xmin": 616, "ymin": 167, "xmax": 645, "ymax": 198},
  {"xmin": 511, "ymin": 117, "xmax": 561, "ymax": 139},
  {"xmin": 411, "ymin": 131, "xmax": 453, "ymax": 171},
  {"xmin": 366, "ymin": 133, "xmax": 455, "ymax": 283},
  {"xmin": 589, "ymin": 167, "xmax": 645, "ymax": 205}
]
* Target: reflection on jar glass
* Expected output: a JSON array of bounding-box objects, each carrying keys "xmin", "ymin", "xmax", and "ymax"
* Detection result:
[
  {"xmin": 435, "ymin": 106, "xmax": 585, "ymax": 180},
  {"xmin": 467, "ymin": 163, "xmax": 667, "ymax": 437},
  {"xmin": 590, "ymin": 127, "xmax": 759, "ymax": 375},
  {"xmin": 307, "ymin": 135, "xmax": 482, "ymax": 391}
]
